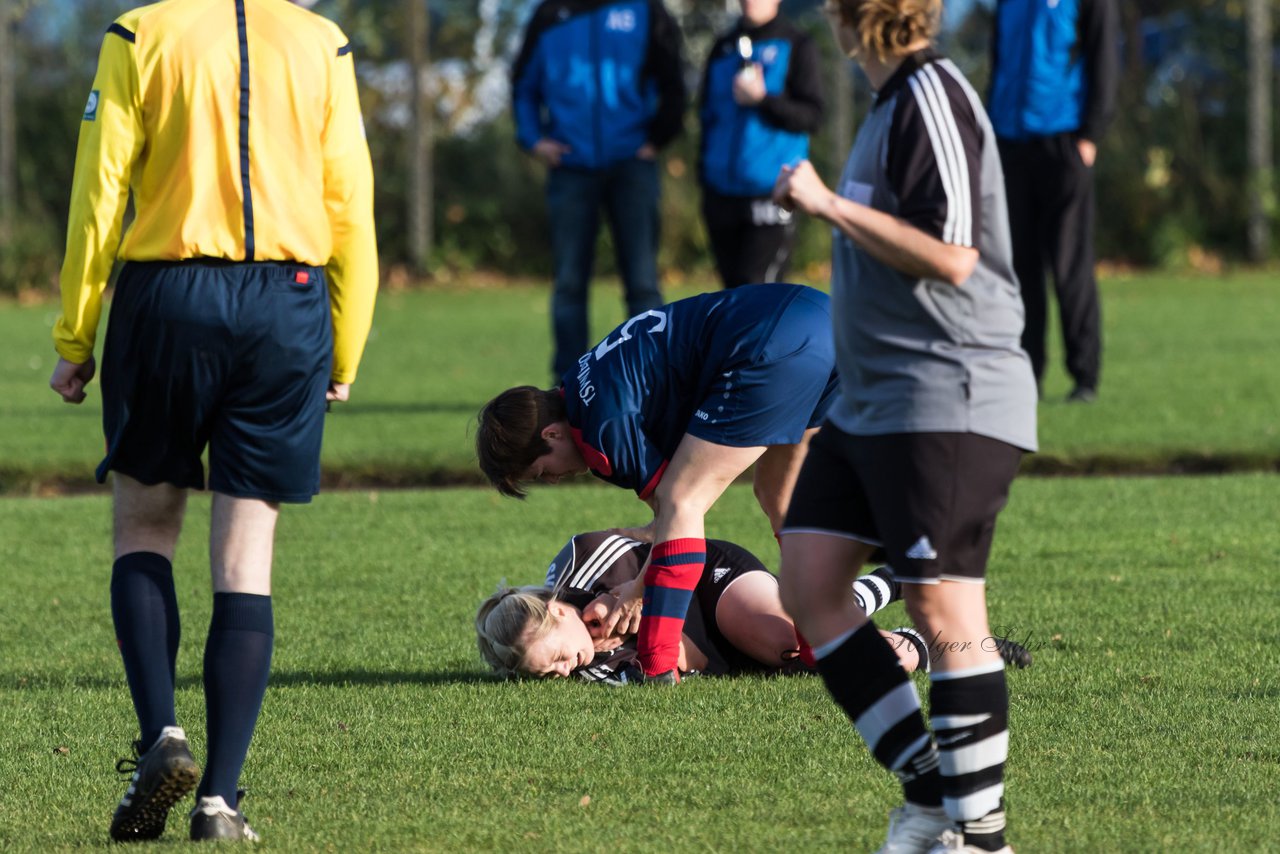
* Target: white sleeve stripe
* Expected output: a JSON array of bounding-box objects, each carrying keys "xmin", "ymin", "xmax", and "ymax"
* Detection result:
[
  {"xmin": 938, "ymin": 59, "xmax": 987, "ymax": 129},
  {"xmin": 914, "ymin": 67, "xmax": 968, "ymax": 245},
  {"xmin": 546, "ymin": 537, "xmax": 577, "ymax": 587},
  {"xmin": 922, "ymin": 63, "xmax": 973, "ymax": 246},
  {"xmin": 568, "ymin": 535, "xmax": 642, "ymax": 590},
  {"xmin": 905, "ymin": 74, "xmax": 958, "ymax": 244},
  {"xmin": 906, "ymin": 66, "xmax": 972, "ymax": 247}
]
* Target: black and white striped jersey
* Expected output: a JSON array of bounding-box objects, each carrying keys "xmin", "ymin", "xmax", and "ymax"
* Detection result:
[{"xmin": 543, "ymin": 531, "xmax": 776, "ymax": 683}]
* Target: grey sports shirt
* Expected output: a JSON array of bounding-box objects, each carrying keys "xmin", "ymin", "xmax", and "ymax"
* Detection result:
[{"xmin": 827, "ymin": 49, "xmax": 1037, "ymax": 452}]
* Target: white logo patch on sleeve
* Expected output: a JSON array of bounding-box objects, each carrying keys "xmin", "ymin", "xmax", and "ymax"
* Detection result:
[{"xmin": 83, "ymin": 90, "xmax": 100, "ymax": 122}]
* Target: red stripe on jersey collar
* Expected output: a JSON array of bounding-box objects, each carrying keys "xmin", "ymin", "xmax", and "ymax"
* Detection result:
[{"xmin": 569, "ymin": 426, "xmax": 613, "ymax": 477}]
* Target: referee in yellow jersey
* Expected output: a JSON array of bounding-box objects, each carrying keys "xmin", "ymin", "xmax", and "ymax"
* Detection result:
[{"xmin": 47, "ymin": 0, "xmax": 377, "ymax": 843}]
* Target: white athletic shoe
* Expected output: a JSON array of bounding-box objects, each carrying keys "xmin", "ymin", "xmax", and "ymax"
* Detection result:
[
  {"xmin": 926, "ymin": 827, "xmax": 1014, "ymax": 853},
  {"xmin": 874, "ymin": 803, "xmax": 954, "ymax": 854}
]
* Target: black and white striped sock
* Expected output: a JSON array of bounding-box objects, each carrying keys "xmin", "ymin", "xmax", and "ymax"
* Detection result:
[
  {"xmin": 930, "ymin": 661, "xmax": 1009, "ymax": 852},
  {"xmin": 889, "ymin": 627, "xmax": 930, "ymax": 673},
  {"xmin": 814, "ymin": 622, "xmax": 942, "ymax": 807},
  {"xmin": 852, "ymin": 566, "xmax": 899, "ymax": 616}
]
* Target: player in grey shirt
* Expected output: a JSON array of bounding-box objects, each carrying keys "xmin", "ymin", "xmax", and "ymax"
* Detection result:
[{"xmin": 772, "ymin": 2, "xmax": 1035, "ymax": 853}]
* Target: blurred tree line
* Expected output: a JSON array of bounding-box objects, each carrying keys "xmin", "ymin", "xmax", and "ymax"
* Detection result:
[{"xmin": 0, "ymin": 0, "xmax": 1274, "ymax": 295}]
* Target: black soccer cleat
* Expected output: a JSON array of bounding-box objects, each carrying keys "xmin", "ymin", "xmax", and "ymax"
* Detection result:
[
  {"xmin": 190, "ymin": 793, "xmax": 261, "ymax": 843},
  {"xmin": 109, "ymin": 726, "xmax": 200, "ymax": 842},
  {"xmin": 994, "ymin": 636, "xmax": 1033, "ymax": 669},
  {"xmin": 645, "ymin": 669, "xmax": 681, "ymax": 685}
]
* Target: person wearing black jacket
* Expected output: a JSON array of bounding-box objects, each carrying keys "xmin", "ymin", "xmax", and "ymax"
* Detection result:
[
  {"xmin": 699, "ymin": 0, "xmax": 823, "ymax": 288},
  {"xmin": 511, "ymin": 0, "xmax": 686, "ymax": 379},
  {"xmin": 988, "ymin": 0, "xmax": 1120, "ymax": 403}
]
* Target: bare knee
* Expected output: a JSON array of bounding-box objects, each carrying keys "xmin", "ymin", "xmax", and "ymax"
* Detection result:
[
  {"xmin": 113, "ymin": 475, "xmax": 187, "ymax": 559},
  {"xmin": 210, "ymin": 494, "xmax": 279, "ymax": 594}
]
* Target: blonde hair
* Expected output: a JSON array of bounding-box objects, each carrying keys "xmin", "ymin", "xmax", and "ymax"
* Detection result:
[
  {"xmin": 475, "ymin": 585, "xmax": 559, "ymax": 677},
  {"xmin": 827, "ymin": 0, "xmax": 942, "ymax": 62}
]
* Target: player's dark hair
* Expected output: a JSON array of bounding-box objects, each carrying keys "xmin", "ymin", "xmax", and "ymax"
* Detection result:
[{"xmin": 475, "ymin": 386, "xmax": 566, "ymax": 499}]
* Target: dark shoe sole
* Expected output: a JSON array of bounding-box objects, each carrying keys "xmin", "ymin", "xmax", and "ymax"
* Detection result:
[{"xmin": 109, "ymin": 758, "xmax": 200, "ymax": 842}]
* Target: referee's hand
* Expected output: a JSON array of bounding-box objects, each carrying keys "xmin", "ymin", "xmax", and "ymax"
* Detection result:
[
  {"xmin": 326, "ymin": 381, "xmax": 350, "ymax": 403},
  {"xmin": 49, "ymin": 356, "xmax": 96, "ymax": 405}
]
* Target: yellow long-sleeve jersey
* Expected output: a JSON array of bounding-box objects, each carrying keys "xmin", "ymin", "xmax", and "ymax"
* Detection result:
[{"xmin": 55, "ymin": 0, "xmax": 378, "ymax": 384}]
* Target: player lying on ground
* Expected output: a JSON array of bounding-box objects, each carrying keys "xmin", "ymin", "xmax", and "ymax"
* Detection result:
[
  {"xmin": 475, "ymin": 531, "xmax": 1032, "ymax": 682},
  {"xmin": 477, "ymin": 283, "xmax": 838, "ymax": 683}
]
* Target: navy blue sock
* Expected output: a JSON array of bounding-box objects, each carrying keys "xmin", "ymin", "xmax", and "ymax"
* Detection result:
[
  {"xmin": 110, "ymin": 553, "xmax": 181, "ymax": 748},
  {"xmin": 197, "ymin": 593, "xmax": 273, "ymax": 805}
]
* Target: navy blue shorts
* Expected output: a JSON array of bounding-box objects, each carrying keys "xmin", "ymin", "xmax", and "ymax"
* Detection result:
[
  {"xmin": 685, "ymin": 285, "xmax": 838, "ymax": 447},
  {"xmin": 97, "ymin": 260, "xmax": 333, "ymax": 503}
]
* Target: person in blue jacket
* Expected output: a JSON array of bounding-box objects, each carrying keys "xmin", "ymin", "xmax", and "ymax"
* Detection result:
[
  {"xmin": 699, "ymin": 0, "xmax": 824, "ymax": 288},
  {"xmin": 988, "ymin": 0, "xmax": 1119, "ymax": 403},
  {"xmin": 511, "ymin": 0, "xmax": 687, "ymax": 379}
]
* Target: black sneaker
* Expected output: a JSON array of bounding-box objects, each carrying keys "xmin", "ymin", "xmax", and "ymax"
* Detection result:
[
  {"xmin": 645, "ymin": 669, "xmax": 681, "ymax": 685},
  {"xmin": 994, "ymin": 636, "xmax": 1033, "ymax": 669},
  {"xmin": 1066, "ymin": 385, "xmax": 1097, "ymax": 403},
  {"xmin": 190, "ymin": 793, "xmax": 261, "ymax": 842},
  {"xmin": 109, "ymin": 726, "xmax": 200, "ymax": 842}
]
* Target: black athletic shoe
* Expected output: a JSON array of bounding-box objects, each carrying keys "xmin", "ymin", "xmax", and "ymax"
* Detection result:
[
  {"xmin": 190, "ymin": 794, "xmax": 260, "ymax": 843},
  {"xmin": 994, "ymin": 636, "xmax": 1033, "ymax": 669},
  {"xmin": 645, "ymin": 669, "xmax": 681, "ymax": 685},
  {"xmin": 1066, "ymin": 385, "xmax": 1097, "ymax": 403},
  {"xmin": 109, "ymin": 726, "xmax": 200, "ymax": 842}
]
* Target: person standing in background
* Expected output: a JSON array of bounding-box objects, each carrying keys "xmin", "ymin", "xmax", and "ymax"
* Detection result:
[
  {"xmin": 511, "ymin": 0, "xmax": 686, "ymax": 380},
  {"xmin": 988, "ymin": 0, "xmax": 1119, "ymax": 402},
  {"xmin": 699, "ymin": 0, "xmax": 824, "ymax": 288},
  {"xmin": 48, "ymin": 0, "xmax": 378, "ymax": 842}
]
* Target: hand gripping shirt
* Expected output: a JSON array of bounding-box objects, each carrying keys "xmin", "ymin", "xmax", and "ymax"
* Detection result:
[
  {"xmin": 544, "ymin": 531, "xmax": 775, "ymax": 681},
  {"xmin": 56, "ymin": 0, "xmax": 378, "ymax": 383}
]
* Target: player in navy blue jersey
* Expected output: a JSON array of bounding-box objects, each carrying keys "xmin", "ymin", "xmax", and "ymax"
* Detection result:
[{"xmin": 476, "ymin": 283, "xmax": 838, "ymax": 682}]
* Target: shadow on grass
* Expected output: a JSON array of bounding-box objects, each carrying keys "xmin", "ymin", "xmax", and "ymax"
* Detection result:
[
  {"xmin": 269, "ymin": 668, "xmax": 495, "ymax": 688},
  {"xmin": 331, "ymin": 401, "xmax": 482, "ymax": 416},
  {"xmin": 1, "ymin": 668, "xmax": 497, "ymax": 692},
  {"xmin": 9, "ymin": 451, "xmax": 1280, "ymax": 497}
]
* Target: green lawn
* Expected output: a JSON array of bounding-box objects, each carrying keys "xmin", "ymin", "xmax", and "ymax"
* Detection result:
[
  {"xmin": 3, "ymin": 475, "xmax": 1279, "ymax": 851},
  {"xmin": 2, "ymin": 271, "xmax": 1278, "ymax": 492}
]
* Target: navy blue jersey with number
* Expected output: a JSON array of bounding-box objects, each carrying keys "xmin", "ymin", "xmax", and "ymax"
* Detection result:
[{"xmin": 560, "ymin": 283, "xmax": 837, "ymax": 498}]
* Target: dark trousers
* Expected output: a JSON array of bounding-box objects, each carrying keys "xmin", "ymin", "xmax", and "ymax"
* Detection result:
[
  {"xmin": 546, "ymin": 159, "xmax": 664, "ymax": 379},
  {"xmin": 998, "ymin": 134, "xmax": 1101, "ymax": 390},
  {"xmin": 702, "ymin": 189, "xmax": 796, "ymax": 289}
]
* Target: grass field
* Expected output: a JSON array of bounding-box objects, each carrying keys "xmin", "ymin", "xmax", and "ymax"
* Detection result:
[
  {"xmin": 2, "ymin": 270, "xmax": 1278, "ymax": 492},
  {"xmin": 3, "ymin": 476, "xmax": 1279, "ymax": 852},
  {"xmin": 2, "ymin": 273, "xmax": 1278, "ymax": 851}
]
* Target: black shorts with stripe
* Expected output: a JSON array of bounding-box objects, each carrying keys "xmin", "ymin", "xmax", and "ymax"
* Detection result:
[
  {"xmin": 782, "ymin": 424, "xmax": 1023, "ymax": 584},
  {"xmin": 97, "ymin": 260, "xmax": 333, "ymax": 503}
]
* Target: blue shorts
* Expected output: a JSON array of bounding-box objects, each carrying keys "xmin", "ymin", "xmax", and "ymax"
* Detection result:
[
  {"xmin": 97, "ymin": 260, "xmax": 333, "ymax": 503},
  {"xmin": 685, "ymin": 286, "xmax": 838, "ymax": 447}
]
